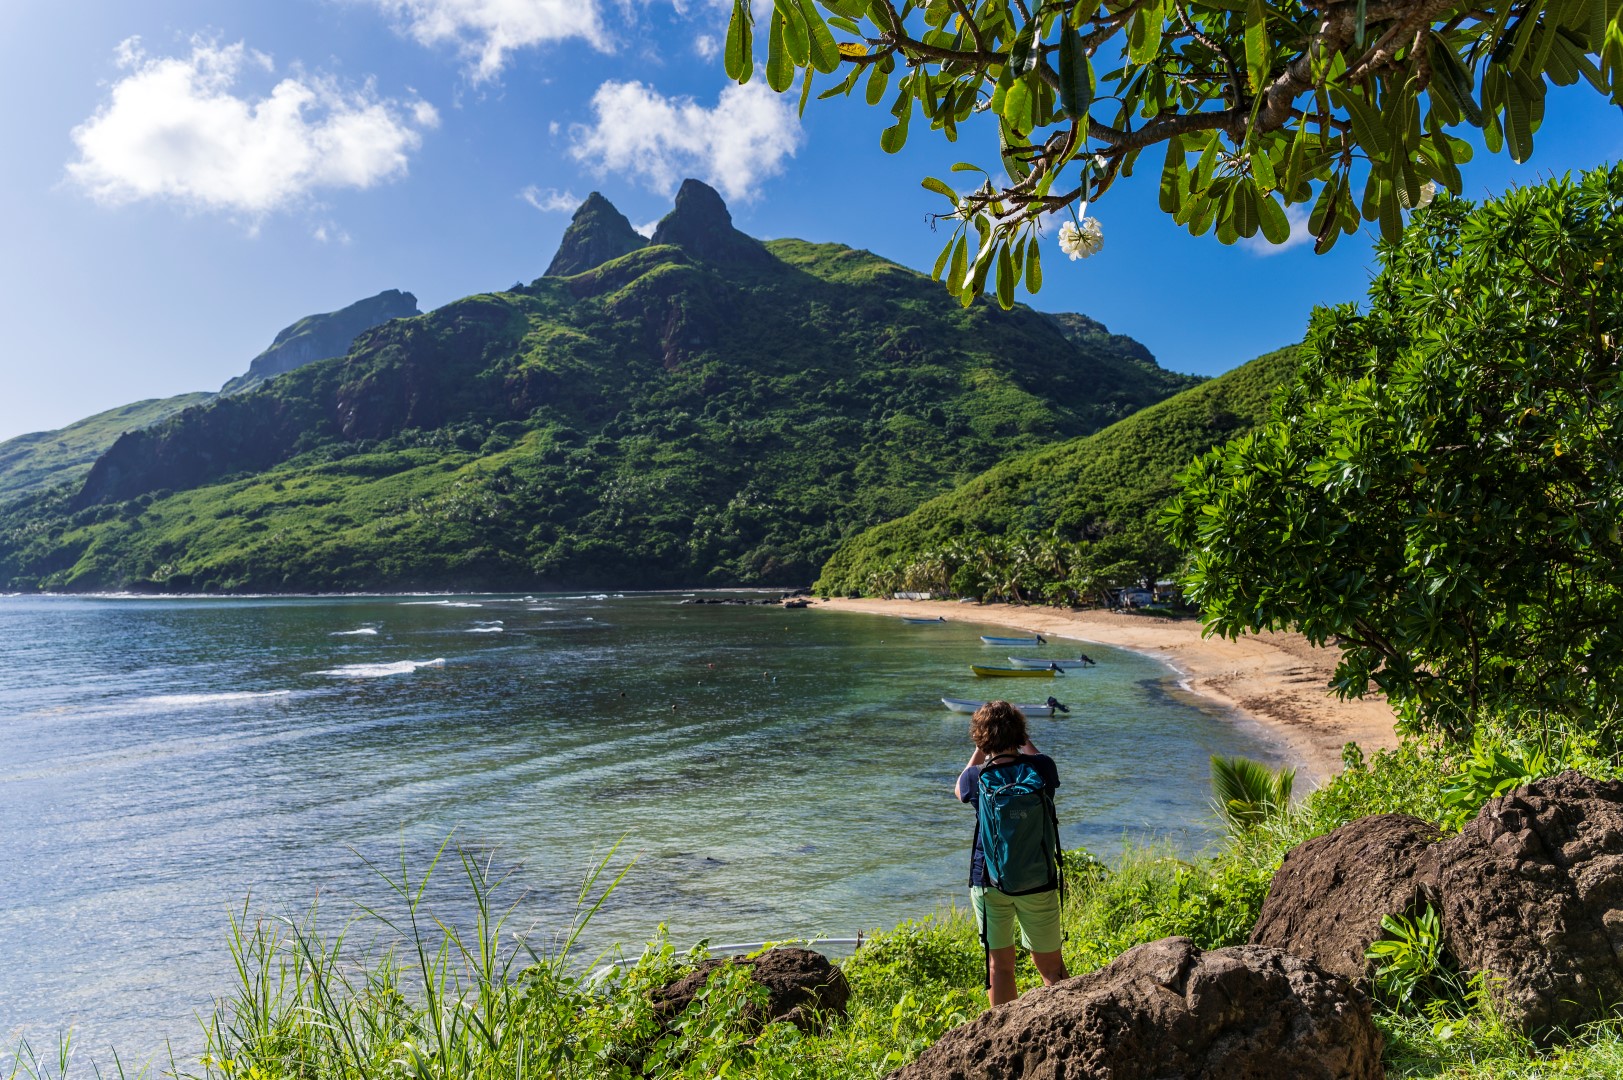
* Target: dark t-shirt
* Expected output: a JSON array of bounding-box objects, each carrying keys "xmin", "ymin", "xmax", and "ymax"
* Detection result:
[{"xmin": 959, "ymin": 753, "xmax": 1060, "ymax": 887}]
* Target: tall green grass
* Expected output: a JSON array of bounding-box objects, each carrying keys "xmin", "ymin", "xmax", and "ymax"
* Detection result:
[{"xmin": 17, "ymin": 735, "xmax": 1623, "ymax": 1080}]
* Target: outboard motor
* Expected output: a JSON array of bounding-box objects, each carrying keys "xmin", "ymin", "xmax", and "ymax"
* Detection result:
[{"xmin": 1046, "ymin": 696, "xmax": 1069, "ymax": 714}]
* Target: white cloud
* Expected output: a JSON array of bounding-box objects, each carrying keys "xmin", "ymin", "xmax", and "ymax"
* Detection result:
[
  {"xmin": 68, "ymin": 37, "xmax": 435, "ymax": 217},
  {"xmin": 369, "ymin": 0, "xmax": 608, "ymax": 81},
  {"xmin": 634, "ymin": 219, "xmax": 659, "ymax": 237},
  {"xmin": 1241, "ymin": 203, "xmax": 1314, "ymax": 256},
  {"xmin": 520, "ymin": 185, "xmax": 579, "ymax": 212},
  {"xmin": 694, "ymin": 33, "xmax": 719, "ymax": 60},
  {"xmin": 569, "ymin": 79, "xmax": 801, "ymax": 202}
]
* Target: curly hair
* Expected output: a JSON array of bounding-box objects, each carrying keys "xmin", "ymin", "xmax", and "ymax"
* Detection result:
[{"xmin": 970, "ymin": 700, "xmax": 1028, "ymax": 754}]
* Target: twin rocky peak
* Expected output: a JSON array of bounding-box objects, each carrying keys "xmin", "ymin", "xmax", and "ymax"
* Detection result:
[{"xmin": 544, "ymin": 179, "xmax": 770, "ymax": 277}]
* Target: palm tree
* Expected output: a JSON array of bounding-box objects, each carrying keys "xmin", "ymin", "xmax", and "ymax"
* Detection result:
[{"xmin": 1210, "ymin": 755, "xmax": 1296, "ymax": 832}]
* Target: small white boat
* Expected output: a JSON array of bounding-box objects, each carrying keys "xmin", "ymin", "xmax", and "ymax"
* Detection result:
[
  {"xmin": 902, "ymin": 616, "xmax": 946, "ymax": 624},
  {"xmin": 941, "ymin": 697, "xmax": 1067, "ymax": 718},
  {"xmin": 979, "ymin": 634, "xmax": 1046, "ymax": 646},
  {"xmin": 1008, "ymin": 657, "xmax": 1092, "ymax": 670}
]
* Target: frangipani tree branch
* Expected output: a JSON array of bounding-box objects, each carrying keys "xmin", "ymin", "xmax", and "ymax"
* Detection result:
[{"xmin": 722, "ymin": 0, "xmax": 1623, "ymax": 306}]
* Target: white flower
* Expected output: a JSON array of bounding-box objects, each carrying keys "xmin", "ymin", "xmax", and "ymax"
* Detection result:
[
  {"xmin": 1414, "ymin": 180, "xmax": 1438, "ymax": 209},
  {"xmin": 1057, "ymin": 217, "xmax": 1104, "ymax": 261}
]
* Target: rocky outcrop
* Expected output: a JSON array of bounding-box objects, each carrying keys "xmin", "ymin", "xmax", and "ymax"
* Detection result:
[
  {"xmin": 1250, "ymin": 814, "xmax": 1442, "ymax": 984},
  {"xmin": 1250, "ymin": 771, "xmax": 1623, "ymax": 1042},
  {"xmin": 651, "ymin": 947, "xmax": 850, "ymax": 1033},
  {"xmin": 221, "ymin": 289, "xmax": 419, "ymax": 394},
  {"xmin": 649, "ymin": 179, "xmax": 773, "ymax": 268},
  {"xmin": 890, "ymin": 937, "xmax": 1382, "ymax": 1080},
  {"xmin": 1423, "ymin": 773, "xmax": 1623, "ymax": 1038},
  {"xmin": 544, "ymin": 192, "xmax": 648, "ymax": 277}
]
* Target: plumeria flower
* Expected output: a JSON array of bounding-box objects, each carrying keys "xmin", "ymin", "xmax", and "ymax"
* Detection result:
[
  {"xmin": 1058, "ymin": 216, "xmax": 1104, "ymax": 260},
  {"xmin": 1415, "ymin": 180, "xmax": 1438, "ymax": 209}
]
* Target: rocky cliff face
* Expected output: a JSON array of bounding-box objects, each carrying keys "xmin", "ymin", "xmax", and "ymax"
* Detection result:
[
  {"xmin": 220, "ymin": 289, "xmax": 420, "ymax": 394},
  {"xmin": 649, "ymin": 179, "xmax": 774, "ymax": 267},
  {"xmin": 544, "ymin": 193, "xmax": 648, "ymax": 276}
]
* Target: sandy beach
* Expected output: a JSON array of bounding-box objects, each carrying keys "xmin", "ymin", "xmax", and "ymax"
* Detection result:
[{"xmin": 816, "ymin": 597, "xmax": 1399, "ymax": 786}]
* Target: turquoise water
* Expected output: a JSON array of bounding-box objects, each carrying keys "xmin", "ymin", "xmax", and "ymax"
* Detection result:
[{"xmin": 0, "ymin": 593, "xmax": 1283, "ymax": 1065}]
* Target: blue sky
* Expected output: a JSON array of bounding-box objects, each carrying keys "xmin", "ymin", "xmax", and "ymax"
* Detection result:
[{"xmin": 1, "ymin": 0, "xmax": 1620, "ymax": 444}]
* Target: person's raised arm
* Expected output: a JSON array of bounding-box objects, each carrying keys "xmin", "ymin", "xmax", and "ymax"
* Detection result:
[{"xmin": 955, "ymin": 747, "xmax": 989, "ymax": 800}]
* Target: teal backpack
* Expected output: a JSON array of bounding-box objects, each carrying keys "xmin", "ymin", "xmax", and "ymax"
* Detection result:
[{"xmin": 975, "ymin": 758, "xmax": 1062, "ymax": 896}]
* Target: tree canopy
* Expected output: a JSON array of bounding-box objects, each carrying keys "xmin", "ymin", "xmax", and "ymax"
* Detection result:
[
  {"xmin": 1163, "ymin": 164, "xmax": 1623, "ymax": 742},
  {"xmin": 725, "ymin": 0, "xmax": 1623, "ymax": 305}
]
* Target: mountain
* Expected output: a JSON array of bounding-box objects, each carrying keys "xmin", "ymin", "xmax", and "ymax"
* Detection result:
[
  {"xmin": 544, "ymin": 192, "xmax": 646, "ymax": 276},
  {"xmin": 219, "ymin": 289, "xmax": 420, "ymax": 394},
  {"xmin": 0, "ymin": 289, "xmax": 420, "ymax": 501},
  {"xmin": 0, "ymin": 181, "xmax": 1200, "ymax": 593},
  {"xmin": 814, "ymin": 345, "xmax": 1300, "ymax": 595},
  {"xmin": 0, "ymin": 395, "xmax": 214, "ymax": 501}
]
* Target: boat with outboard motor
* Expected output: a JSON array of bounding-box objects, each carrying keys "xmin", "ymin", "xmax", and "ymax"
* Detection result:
[{"xmin": 942, "ymin": 696, "xmax": 1070, "ymax": 717}]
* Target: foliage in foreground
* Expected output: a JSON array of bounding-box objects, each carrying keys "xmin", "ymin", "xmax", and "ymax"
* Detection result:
[
  {"xmin": 1167, "ymin": 164, "xmax": 1623, "ymax": 745},
  {"xmin": 724, "ymin": 0, "xmax": 1621, "ymax": 308}
]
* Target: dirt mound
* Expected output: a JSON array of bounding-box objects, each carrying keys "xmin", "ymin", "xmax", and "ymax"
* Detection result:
[
  {"xmin": 888, "ymin": 937, "xmax": 1382, "ymax": 1079},
  {"xmin": 651, "ymin": 946, "xmax": 850, "ymax": 1033}
]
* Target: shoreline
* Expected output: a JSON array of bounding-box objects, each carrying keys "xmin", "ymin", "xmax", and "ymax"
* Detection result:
[{"xmin": 816, "ymin": 597, "xmax": 1399, "ymax": 787}]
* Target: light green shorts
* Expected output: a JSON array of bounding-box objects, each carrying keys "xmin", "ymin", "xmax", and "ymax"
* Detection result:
[{"xmin": 970, "ymin": 885, "xmax": 1063, "ymax": 954}]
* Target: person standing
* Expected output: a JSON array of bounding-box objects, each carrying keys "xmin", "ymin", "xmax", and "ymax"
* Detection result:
[{"xmin": 955, "ymin": 700, "xmax": 1069, "ymax": 1006}]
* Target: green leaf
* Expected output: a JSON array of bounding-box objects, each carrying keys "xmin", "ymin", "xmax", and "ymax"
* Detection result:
[
  {"xmin": 865, "ymin": 59, "xmax": 891, "ymax": 105},
  {"xmin": 1009, "ymin": 21, "xmax": 1040, "ymax": 74},
  {"xmin": 996, "ymin": 243, "xmax": 1016, "ymax": 309},
  {"xmin": 795, "ymin": 0, "xmax": 841, "ymax": 73},
  {"xmin": 1232, "ymin": 180, "xmax": 1260, "ymax": 238},
  {"xmin": 798, "ymin": 64, "xmax": 815, "ymax": 115},
  {"xmin": 818, "ymin": 0, "xmax": 865, "ymax": 18},
  {"xmin": 1002, "ymin": 78, "xmax": 1033, "ymax": 129},
  {"xmin": 1024, "ymin": 235, "xmax": 1043, "ymax": 293},
  {"xmin": 1257, "ymin": 191, "xmax": 1290, "ymax": 243},
  {"xmin": 1160, "ymin": 135, "xmax": 1186, "ymax": 213},
  {"xmin": 1331, "ymin": 86, "xmax": 1393, "ymax": 156},
  {"xmin": 1129, "ymin": 3, "xmax": 1164, "ymax": 64},
  {"xmin": 725, "ymin": 0, "xmax": 754, "ymax": 83},
  {"xmin": 1250, "ymin": 140, "xmax": 1276, "ymax": 191},
  {"xmin": 880, "ymin": 102, "xmax": 911, "ymax": 152},
  {"xmin": 777, "ymin": 0, "xmax": 810, "ymax": 66},
  {"xmin": 946, "ymin": 234, "xmax": 969, "ymax": 293},
  {"xmin": 931, "ymin": 236, "xmax": 954, "ymax": 281},
  {"xmin": 1245, "ymin": 0, "xmax": 1271, "ymax": 93},
  {"xmin": 1192, "ymin": 131, "xmax": 1221, "ymax": 192},
  {"xmin": 1057, "ymin": 29, "xmax": 1096, "ymax": 118},
  {"xmin": 921, "ymin": 176, "xmax": 957, "ymax": 200},
  {"xmin": 766, "ymin": 7, "xmax": 794, "ymax": 92}
]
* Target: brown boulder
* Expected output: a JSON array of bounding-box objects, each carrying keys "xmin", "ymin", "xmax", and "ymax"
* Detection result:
[
  {"xmin": 1250, "ymin": 813, "xmax": 1442, "ymax": 983},
  {"xmin": 650, "ymin": 946, "xmax": 850, "ymax": 1033},
  {"xmin": 1421, "ymin": 772, "xmax": 1623, "ymax": 1037},
  {"xmin": 1249, "ymin": 771, "xmax": 1623, "ymax": 1040},
  {"xmin": 889, "ymin": 937, "xmax": 1383, "ymax": 1080}
]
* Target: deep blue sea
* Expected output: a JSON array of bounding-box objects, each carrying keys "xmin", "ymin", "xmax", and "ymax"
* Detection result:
[{"xmin": 0, "ymin": 593, "xmax": 1283, "ymax": 1068}]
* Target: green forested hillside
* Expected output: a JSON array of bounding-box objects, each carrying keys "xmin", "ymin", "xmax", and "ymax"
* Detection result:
[
  {"xmin": 814, "ymin": 345, "xmax": 1299, "ymax": 596},
  {"xmin": 0, "ymin": 181, "xmax": 1198, "ymax": 593},
  {"xmin": 0, "ymin": 394, "xmax": 213, "ymax": 500}
]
